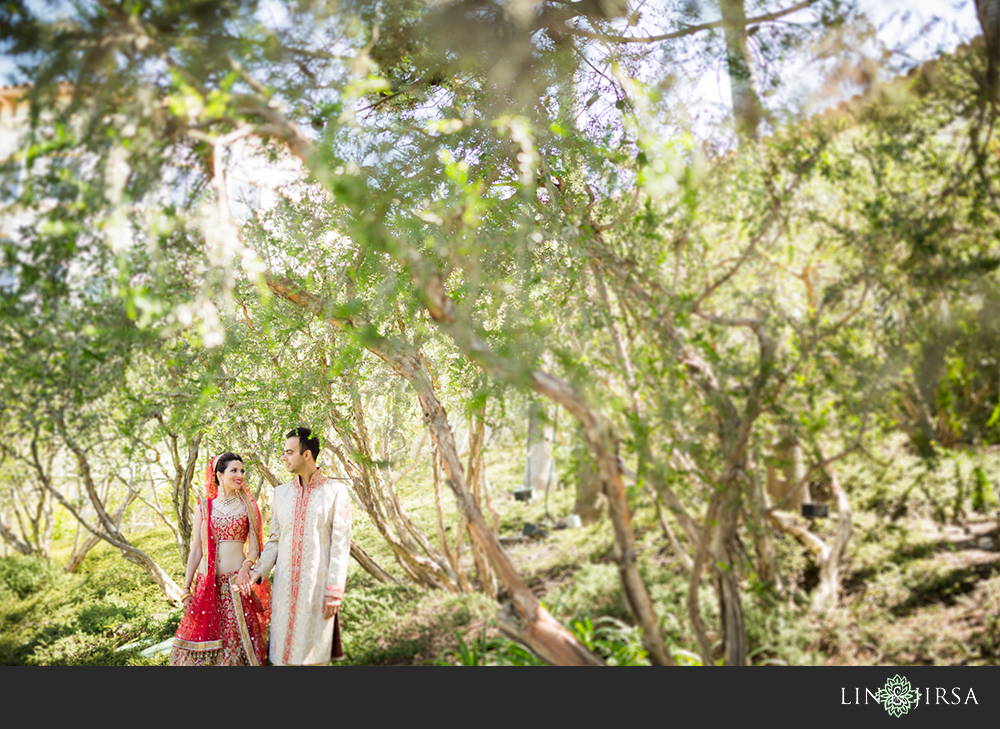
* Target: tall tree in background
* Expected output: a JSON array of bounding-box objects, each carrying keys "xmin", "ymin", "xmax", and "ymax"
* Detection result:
[{"xmin": 719, "ymin": 0, "xmax": 763, "ymax": 140}]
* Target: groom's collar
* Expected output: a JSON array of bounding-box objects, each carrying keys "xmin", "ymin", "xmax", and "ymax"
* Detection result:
[{"xmin": 294, "ymin": 468, "xmax": 326, "ymax": 489}]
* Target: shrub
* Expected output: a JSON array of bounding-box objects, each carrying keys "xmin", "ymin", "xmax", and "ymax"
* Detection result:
[{"xmin": 0, "ymin": 555, "xmax": 63, "ymax": 600}]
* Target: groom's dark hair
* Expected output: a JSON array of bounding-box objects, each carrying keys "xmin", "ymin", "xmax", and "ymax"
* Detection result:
[{"xmin": 287, "ymin": 426, "xmax": 321, "ymax": 462}]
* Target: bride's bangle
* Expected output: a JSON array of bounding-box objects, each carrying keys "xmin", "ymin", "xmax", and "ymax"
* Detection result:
[{"xmin": 241, "ymin": 558, "xmax": 254, "ymax": 569}]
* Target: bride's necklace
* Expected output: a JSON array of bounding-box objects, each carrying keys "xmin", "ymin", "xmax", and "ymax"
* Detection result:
[{"xmin": 215, "ymin": 491, "xmax": 242, "ymax": 515}]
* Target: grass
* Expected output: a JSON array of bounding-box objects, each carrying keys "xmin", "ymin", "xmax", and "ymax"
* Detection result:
[{"xmin": 0, "ymin": 529, "xmax": 184, "ymax": 666}]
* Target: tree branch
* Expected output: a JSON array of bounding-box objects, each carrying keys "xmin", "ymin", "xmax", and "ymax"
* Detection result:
[{"xmin": 560, "ymin": 0, "xmax": 819, "ymax": 45}]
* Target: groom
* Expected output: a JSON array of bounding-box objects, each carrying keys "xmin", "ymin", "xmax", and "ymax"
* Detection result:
[{"xmin": 250, "ymin": 426, "xmax": 352, "ymax": 665}]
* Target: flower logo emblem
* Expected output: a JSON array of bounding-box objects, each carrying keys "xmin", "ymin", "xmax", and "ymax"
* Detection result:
[{"xmin": 881, "ymin": 675, "xmax": 918, "ymax": 717}]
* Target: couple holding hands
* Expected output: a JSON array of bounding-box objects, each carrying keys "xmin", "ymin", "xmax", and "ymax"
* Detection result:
[{"xmin": 169, "ymin": 427, "xmax": 352, "ymax": 666}]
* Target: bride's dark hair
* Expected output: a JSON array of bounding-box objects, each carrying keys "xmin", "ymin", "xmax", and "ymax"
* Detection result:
[{"xmin": 213, "ymin": 452, "xmax": 244, "ymax": 484}]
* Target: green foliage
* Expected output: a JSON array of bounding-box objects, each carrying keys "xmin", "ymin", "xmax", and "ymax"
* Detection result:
[
  {"xmin": 433, "ymin": 621, "xmax": 504, "ymax": 666},
  {"xmin": 742, "ymin": 596, "xmax": 820, "ymax": 667},
  {"xmin": 433, "ymin": 612, "xmax": 655, "ymax": 666},
  {"xmin": 0, "ymin": 530, "xmax": 183, "ymax": 665},
  {"xmin": 568, "ymin": 612, "xmax": 651, "ymax": 666},
  {"xmin": 0, "ymin": 555, "xmax": 62, "ymax": 600},
  {"xmin": 336, "ymin": 574, "xmax": 499, "ymax": 666},
  {"xmin": 74, "ymin": 593, "xmax": 142, "ymax": 635},
  {"xmin": 971, "ymin": 466, "xmax": 997, "ymax": 513},
  {"xmin": 838, "ymin": 444, "xmax": 999, "ymax": 630},
  {"xmin": 551, "ymin": 563, "xmax": 629, "ymax": 622}
]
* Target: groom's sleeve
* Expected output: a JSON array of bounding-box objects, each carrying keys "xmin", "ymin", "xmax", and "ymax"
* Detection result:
[
  {"xmin": 254, "ymin": 488, "xmax": 281, "ymax": 582},
  {"xmin": 324, "ymin": 486, "xmax": 352, "ymax": 605}
]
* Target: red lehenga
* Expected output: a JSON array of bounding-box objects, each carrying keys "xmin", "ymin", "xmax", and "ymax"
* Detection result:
[{"xmin": 170, "ymin": 458, "xmax": 271, "ymax": 666}]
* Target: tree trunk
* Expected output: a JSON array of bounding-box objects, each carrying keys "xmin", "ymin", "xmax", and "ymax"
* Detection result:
[
  {"xmin": 169, "ymin": 432, "xmax": 202, "ymax": 566},
  {"xmin": 35, "ymin": 426, "xmax": 185, "ymax": 604},
  {"xmin": 380, "ymin": 256, "xmax": 677, "ymax": 664},
  {"xmin": 467, "ymin": 409, "xmax": 499, "ymax": 597},
  {"xmin": 331, "ymin": 433, "xmax": 458, "ymax": 590},
  {"xmin": 65, "ymin": 529, "xmax": 102, "ymax": 573},
  {"xmin": 686, "ymin": 475, "xmax": 749, "ymax": 667},
  {"xmin": 588, "ymin": 241, "xmax": 775, "ymax": 665},
  {"xmin": 746, "ymin": 468, "xmax": 781, "ymax": 590},
  {"xmin": 327, "ymin": 401, "xmax": 461, "ymax": 591},
  {"xmin": 118, "ymin": 519, "xmax": 186, "ymax": 603},
  {"xmin": 766, "ymin": 451, "xmax": 853, "ymax": 614},
  {"xmin": 710, "ymin": 480, "xmax": 748, "ymax": 666},
  {"xmin": 720, "ymin": 0, "xmax": 763, "ymax": 141},
  {"xmin": 432, "ymin": 446, "xmax": 468, "ymax": 590},
  {"xmin": 0, "ymin": 513, "xmax": 35, "ymax": 555},
  {"xmin": 523, "ymin": 401, "xmax": 554, "ymax": 500},
  {"xmin": 649, "ymin": 482, "xmax": 694, "ymax": 571},
  {"xmin": 11, "ymin": 478, "xmax": 49, "ymax": 557},
  {"xmin": 573, "ymin": 456, "xmax": 607, "ymax": 524},
  {"xmin": 408, "ymin": 356, "xmax": 606, "ymax": 665},
  {"xmin": 975, "ymin": 0, "xmax": 1000, "ymax": 102},
  {"xmin": 812, "ymin": 454, "xmax": 852, "ymax": 613},
  {"xmin": 468, "ymin": 410, "xmax": 501, "ymax": 535},
  {"xmin": 349, "ymin": 386, "xmax": 451, "ymax": 574},
  {"xmin": 65, "ymin": 492, "xmax": 135, "ymax": 573},
  {"xmin": 766, "ymin": 432, "xmax": 810, "ymax": 510},
  {"xmin": 38, "ymin": 484, "xmax": 52, "ymax": 558},
  {"xmin": 349, "ymin": 541, "xmax": 399, "ymax": 584},
  {"xmin": 898, "ymin": 381, "xmax": 938, "ymax": 458}
]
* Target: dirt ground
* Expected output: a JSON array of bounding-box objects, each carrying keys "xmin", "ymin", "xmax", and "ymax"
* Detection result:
[{"xmin": 821, "ymin": 515, "xmax": 1000, "ymax": 665}]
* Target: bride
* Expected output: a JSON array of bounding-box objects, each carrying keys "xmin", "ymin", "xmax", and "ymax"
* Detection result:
[{"xmin": 170, "ymin": 452, "xmax": 271, "ymax": 666}]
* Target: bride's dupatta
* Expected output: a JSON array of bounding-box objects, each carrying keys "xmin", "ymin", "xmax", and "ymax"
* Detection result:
[
  {"xmin": 240, "ymin": 486, "xmax": 272, "ymax": 642},
  {"xmin": 172, "ymin": 495, "xmax": 223, "ymax": 652}
]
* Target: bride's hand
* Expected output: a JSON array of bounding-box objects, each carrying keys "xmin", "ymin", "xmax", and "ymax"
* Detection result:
[{"xmin": 235, "ymin": 567, "xmax": 252, "ymax": 596}]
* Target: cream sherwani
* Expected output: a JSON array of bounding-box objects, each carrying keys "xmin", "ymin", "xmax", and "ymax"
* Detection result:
[{"xmin": 256, "ymin": 469, "xmax": 351, "ymax": 666}]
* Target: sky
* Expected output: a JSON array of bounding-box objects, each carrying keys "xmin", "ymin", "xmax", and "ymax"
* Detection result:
[
  {"xmin": 867, "ymin": 0, "xmax": 983, "ymax": 61},
  {"xmin": 647, "ymin": 0, "xmax": 986, "ymax": 141},
  {"xmin": 795, "ymin": 0, "xmax": 983, "ymax": 107}
]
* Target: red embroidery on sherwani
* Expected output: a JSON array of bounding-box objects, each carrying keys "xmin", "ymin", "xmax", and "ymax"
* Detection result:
[
  {"xmin": 325, "ymin": 585, "xmax": 344, "ymax": 599},
  {"xmin": 281, "ymin": 470, "xmax": 329, "ymax": 665},
  {"xmin": 337, "ymin": 498, "xmax": 351, "ymax": 524},
  {"xmin": 282, "ymin": 484, "xmax": 311, "ymax": 665}
]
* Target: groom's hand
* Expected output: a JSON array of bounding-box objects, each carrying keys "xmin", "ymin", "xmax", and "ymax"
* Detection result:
[{"xmin": 322, "ymin": 597, "xmax": 340, "ymax": 620}]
